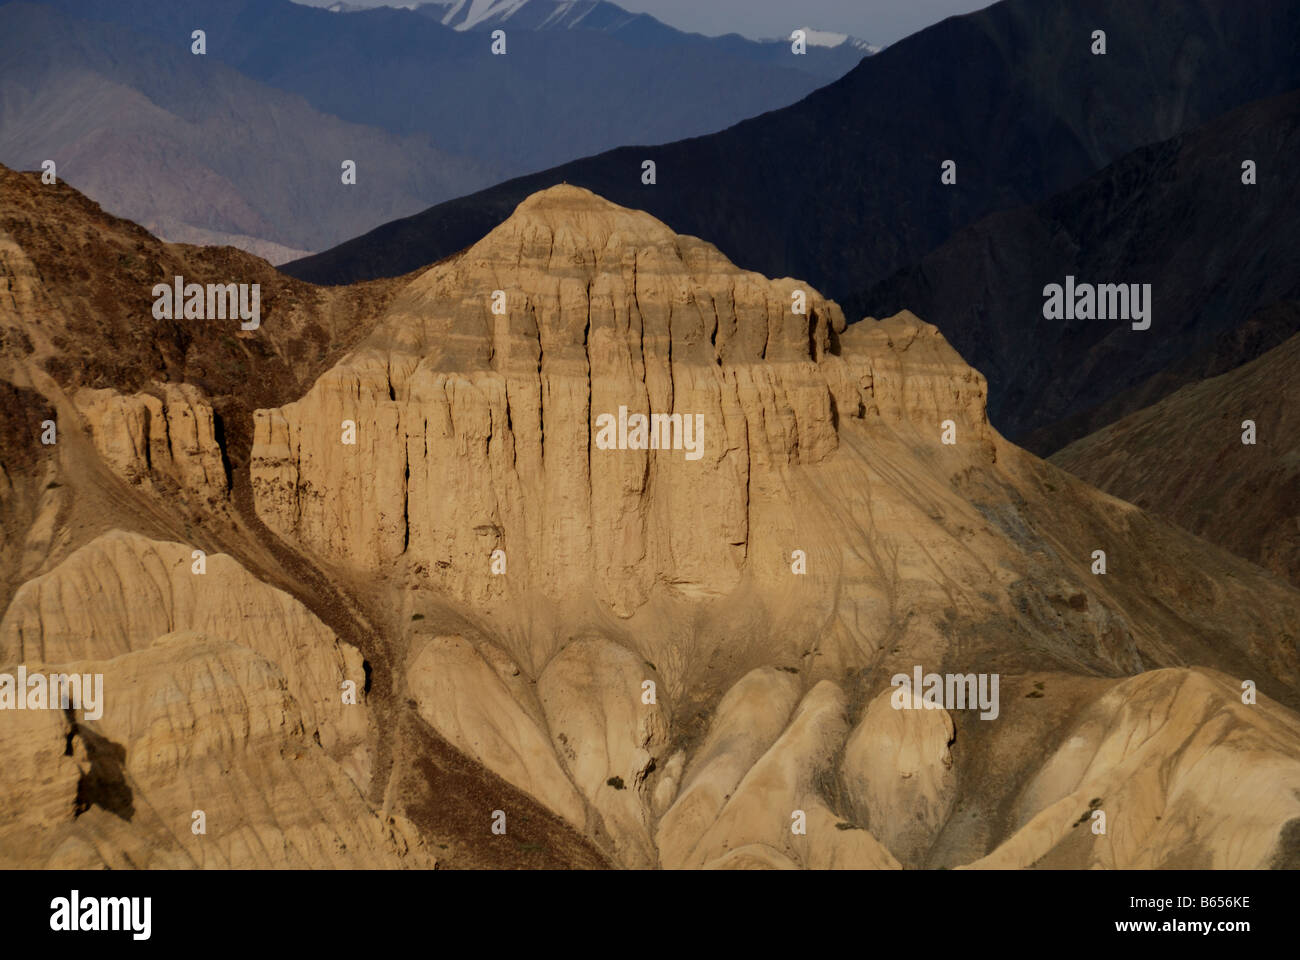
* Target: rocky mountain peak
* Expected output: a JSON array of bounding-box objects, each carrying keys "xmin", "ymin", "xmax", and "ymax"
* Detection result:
[{"xmin": 5, "ymin": 176, "xmax": 1299, "ymax": 872}]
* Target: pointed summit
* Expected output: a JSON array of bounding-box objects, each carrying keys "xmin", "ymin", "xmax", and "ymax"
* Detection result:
[
  {"xmin": 382, "ymin": 183, "xmax": 847, "ymax": 374},
  {"xmin": 457, "ymin": 182, "xmax": 694, "ymax": 271}
]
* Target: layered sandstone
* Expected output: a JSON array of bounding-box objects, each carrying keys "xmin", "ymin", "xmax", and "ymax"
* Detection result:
[
  {"xmin": 252, "ymin": 185, "xmax": 862, "ymax": 616},
  {"xmin": 238, "ymin": 185, "xmax": 1300, "ymax": 869},
  {"xmin": 0, "ymin": 633, "xmax": 428, "ymax": 869},
  {"xmin": 73, "ymin": 384, "xmax": 228, "ymax": 500},
  {"xmin": 1, "ymin": 530, "xmax": 368, "ymax": 764},
  {"xmin": 3, "ymin": 178, "xmax": 1300, "ymax": 870}
]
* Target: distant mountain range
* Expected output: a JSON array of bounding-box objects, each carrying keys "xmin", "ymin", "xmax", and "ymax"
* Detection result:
[
  {"xmin": 305, "ymin": 0, "xmax": 880, "ymax": 65},
  {"xmin": 0, "ymin": 0, "xmax": 869, "ymax": 259},
  {"xmin": 0, "ymin": 1, "xmax": 492, "ymax": 261},
  {"xmin": 283, "ymin": 0, "xmax": 1300, "ymax": 449},
  {"xmin": 410, "ymin": 2, "xmax": 880, "ymax": 70}
]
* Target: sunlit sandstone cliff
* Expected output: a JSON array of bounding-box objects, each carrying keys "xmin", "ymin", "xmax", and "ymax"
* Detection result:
[
  {"xmin": 244, "ymin": 186, "xmax": 1299, "ymax": 868},
  {"xmin": 2, "ymin": 172, "xmax": 1298, "ymax": 869}
]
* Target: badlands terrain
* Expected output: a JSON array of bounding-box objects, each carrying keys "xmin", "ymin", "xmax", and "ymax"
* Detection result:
[{"xmin": 1, "ymin": 167, "xmax": 1297, "ymax": 869}]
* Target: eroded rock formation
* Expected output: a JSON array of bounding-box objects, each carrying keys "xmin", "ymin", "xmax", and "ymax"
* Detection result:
[{"xmin": 3, "ymin": 174, "xmax": 1299, "ymax": 870}]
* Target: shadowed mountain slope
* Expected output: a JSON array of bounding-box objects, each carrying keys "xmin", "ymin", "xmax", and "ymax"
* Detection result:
[
  {"xmin": 283, "ymin": 0, "xmax": 1300, "ymax": 296},
  {"xmin": 1052, "ymin": 331, "xmax": 1300, "ymax": 589},
  {"xmin": 852, "ymin": 89, "xmax": 1300, "ymax": 449}
]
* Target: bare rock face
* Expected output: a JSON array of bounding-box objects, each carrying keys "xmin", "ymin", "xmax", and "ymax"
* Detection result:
[
  {"xmin": 965, "ymin": 669, "xmax": 1300, "ymax": 869},
  {"xmin": 406, "ymin": 634, "xmax": 587, "ymax": 829},
  {"xmin": 656, "ymin": 666, "xmax": 803, "ymax": 866},
  {"xmin": 73, "ymin": 384, "xmax": 228, "ymax": 499},
  {"xmin": 0, "ymin": 169, "xmax": 610, "ymax": 870},
  {"xmin": 842, "ymin": 686, "xmax": 956, "ymax": 868},
  {"xmin": 679, "ymin": 680, "xmax": 899, "ymax": 869},
  {"xmin": 702, "ymin": 845, "xmax": 801, "ymax": 870},
  {"xmin": 537, "ymin": 637, "xmax": 670, "ymax": 868},
  {"xmin": 249, "ymin": 186, "xmax": 1014, "ymax": 687},
  {"xmin": 5, "ymin": 178, "xmax": 1300, "ymax": 871},
  {"xmin": 1, "ymin": 530, "xmax": 368, "ymax": 765},
  {"xmin": 0, "ymin": 633, "xmax": 429, "ymax": 869},
  {"xmin": 239, "ymin": 185, "xmax": 1300, "ymax": 870},
  {"xmin": 252, "ymin": 185, "xmax": 862, "ymax": 619}
]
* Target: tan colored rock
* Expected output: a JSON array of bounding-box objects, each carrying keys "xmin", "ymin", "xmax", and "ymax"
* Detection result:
[
  {"xmin": 842, "ymin": 685, "xmax": 957, "ymax": 867},
  {"xmin": 682, "ymin": 680, "xmax": 899, "ymax": 869},
  {"xmin": 964, "ymin": 669, "xmax": 1300, "ymax": 869},
  {"xmin": 406, "ymin": 634, "xmax": 586, "ymax": 828},
  {"xmin": 245, "ymin": 189, "xmax": 1300, "ymax": 705},
  {"xmin": 537, "ymin": 636, "xmax": 669, "ymax": 866},
  {"xmin": 0, "ymin": 634, "xmax": 430, "ymax": 868},
  {"xmin": 703, "ymin": 843, "xmax": 800, "ymax": 870},
  {"xmin": 17, "ymin": 474, "xmax": 65, "ymax": 580},
  {"xmin": 0, "ymin": 689, "xmax": 82, "ymax": 865},
  {"xmin": 6, "ymin": 178, "xmax": 1300, "ymax": 871},
  {"xmin": 650, "ymin": 749, "xmax": 685, "ymax": 818},
  {"xmin": 0, "ymin": 530, "xmax": 367, "ymax": 763},
  {"xmin": 657, "ymin": 666, "xmax": 802, "ymax": 867},
  {"xmin": 242, "ymin": 188, "xmax": 1300, "ymax": 870},
  {"xmin": 74, "ymin": 383, "xmax": 228, "ymax": 499},
  {"xmin": 251, "ymin": 186, "xmax": 847, "ymax": 616},
  {"xmin": 797, "ymin": 801, "xmax": 902, "ymax": 870}
]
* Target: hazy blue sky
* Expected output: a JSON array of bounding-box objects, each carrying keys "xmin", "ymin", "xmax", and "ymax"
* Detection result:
[{"xmin": 617, "ymin": 0, "xmax": 993, "ymax": 45}]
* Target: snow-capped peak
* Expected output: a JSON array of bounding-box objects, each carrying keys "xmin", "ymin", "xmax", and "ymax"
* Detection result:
[
  {"xmin": 792, "ymin": 27, "xmax": 879, "ymax": 53},
  {"xmin": 454, "ymin": 0, "xmax": 528, "ymax": 30}
]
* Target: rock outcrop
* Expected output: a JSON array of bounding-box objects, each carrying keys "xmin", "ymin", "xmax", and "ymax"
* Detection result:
[
  {"xmin": 73, "ymin": 384, "xmax": 229, "ymax": 500},
  {"xmin": 4, "ymin": 176, "xmax": 1300, "ymax": 870},
  {"xmin": 241, "ymin": 185, "xmax": 1300, "ymax": 869},
  {"xmin": 963, "ymin": 669, "xmax": 1300, "ymax": 869},
  {"xmin": 406, "ymin": 633, "xmax": 587, "ymax": 829},
  {"xmin": 0, "ymin": 633, "xmax": 428, "ymax": 869},
  {"xmin": 1, "ymin": 531, "xmax": 369, "ymax": 768},
  {"xmin": 253, "ymin": 185, "xmax": 863, "ymax": 617},
  {"xmin": 842, "ymin": 686, "xmax": 957, "ymax": 868}
]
